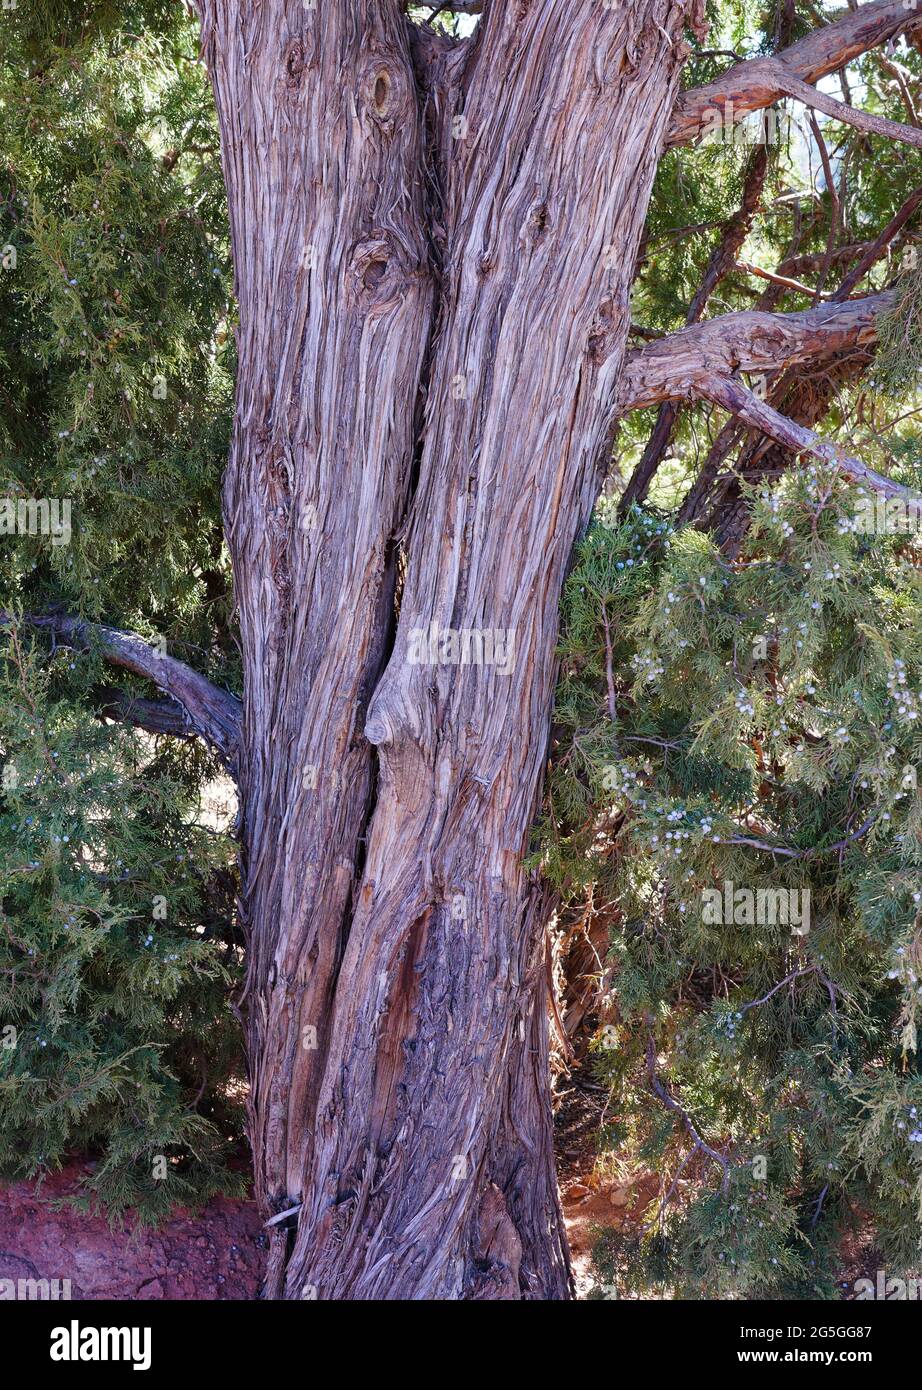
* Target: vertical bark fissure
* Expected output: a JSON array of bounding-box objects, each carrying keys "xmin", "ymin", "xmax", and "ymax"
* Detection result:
[{"xmin": 282, "ymin": 0, "xmax": 700, "ymax": 1300}]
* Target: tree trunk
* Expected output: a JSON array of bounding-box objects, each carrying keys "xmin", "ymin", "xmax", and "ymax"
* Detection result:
[
  {"xmin": 198, "ymin": 0, "xmax": 700, "ymax": 1299},
  {"xmin": 198, "ymin": 1, "xmax": 434, "ymax": 1296}
]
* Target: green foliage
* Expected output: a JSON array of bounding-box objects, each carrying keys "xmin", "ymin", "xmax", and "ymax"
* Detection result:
[
  {"xmin": 0, "ymin": 620, "xmax": 244, "ymax": 1220},
  {"xmin": 875, "ymin": 269, "xmax": 922, "ymax": 398},
  {"xmin": 544, "ymin": 480, "xmax": 922, "ymax": 1298},
  {"xmin": 0, "ymin": 6, "xmax": 242, "ymax": 1217},
  {"xmin": 582, "ymin": 9, "xmax": 922, "ymax": 1292}
]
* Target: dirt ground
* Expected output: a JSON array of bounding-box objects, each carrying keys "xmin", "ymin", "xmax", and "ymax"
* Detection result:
[
  {"xmin": 0, "ymin": 1145, "xmax": 627, "ymax": 1300},
  {"xmin": 555, "ymin": 1069, "xmax": 660, "ymax": 1298},
  {"xmin": 0, "ymin": 1152, "xmax": 875, "ymax": 1300},
  {"xmin": 0, "ymin": 1164, "xmax": 265, "ymax": 1299}
]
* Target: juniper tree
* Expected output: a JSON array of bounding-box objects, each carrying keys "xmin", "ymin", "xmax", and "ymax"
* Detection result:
[
  {"xmin": 4, "ymin": 0, "xmax": 922, "ymax": 1300},
  {"xmin": 0, "ymin": 0, "xmax": 244, "ymax": 1219}
]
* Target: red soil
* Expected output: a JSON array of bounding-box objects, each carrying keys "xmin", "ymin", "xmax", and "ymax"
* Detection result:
[{"xmin": 0, "ymin": 1164, "xmax": 265, "ymax": 1300}]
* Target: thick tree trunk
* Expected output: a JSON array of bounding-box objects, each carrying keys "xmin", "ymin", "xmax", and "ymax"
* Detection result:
[
  {"xmin": 198, "ymin": 3, "xmax": 434, "ymax": 1295},
  {"xmin": 198, "ymin": 0, "xmax": 699, "ymax": 1299}
]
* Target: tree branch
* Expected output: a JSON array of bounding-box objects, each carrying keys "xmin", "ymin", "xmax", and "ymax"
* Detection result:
[
  {"xmin": 668, "ymin": 0, "xmax": 922, "ymax": 148},
  {"xmin": 777, "ymin": 241, "xmax": 873, "ymax": 277},
  {"xmin": 676, "ymin": 190, "xmax": 922, "ymax": 541},
  {"xmin": 734, "ymin": 257, "xmax": 820, "ymax": 298},
  {"xmin": 619, "ymin": 145, "xmax": 770, "ymax": 512},
  {"xmin": 831, "ymin": 183, "xmax": 922, "ymax": 299},
  {"xmin": 646, "ymin": 1033, "xmax": 733, "ymax": 1193},
  {"xmin": 694, "ymin": 373, "xmax": 910, "ymax": 499},
  {"xmin": 617, "ymin": 291, "xmax": 892, "ymax": 414},
  {"xmin": 423, "ymin": 0, "xmax": 482, "ymax": 15},
  {"xmin": 778, "ymin": 66, "xmax": 922, "ymax": 150},
  {"xmin": 0, "ymin": 612, "xmax": 241, "ymax": 771},
  {"xmin": 94, "ymin": 687, "xmax": 197, "ymax": 740}
]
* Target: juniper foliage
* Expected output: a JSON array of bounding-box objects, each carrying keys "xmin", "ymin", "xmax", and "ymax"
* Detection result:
[
  {"xmin": 0, "ymin": 2, "xmax": 243, "ymax": 1218},
  {"xmin": 544, "ymin": 478, "xmax": 922, "ymax": 1297},
  {"xmin": 533, "ymin": 0, "xmax": 922, "ymax": 1297}
]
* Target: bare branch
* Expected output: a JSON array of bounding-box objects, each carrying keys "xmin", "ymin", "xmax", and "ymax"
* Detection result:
[
  {"xmin": 423, "ymin": 0, "xmax": 481, "ymax": 15},
  {"xmin": 646, "ymin": 1034, "xmax": 733, "ymax": 1193},
  {"xmin": 734, "ymin": 258, "xmax": 819, "ymax": 297},
  {"xmin": 832, "ymin": 184, "xmax": 922, "ymax": 299},
  {"xmin": 676, "ymin": 192, "xmax": 922, "ymax": 540},
  {"xmin": 873, "ymin": 48, "xmax": 920, "ymax": 126},
  {"xmin": 668, "ymin": 0, "xmax": 922, "ymax": 148},
  {"xmin": 806, "ymin": 109, "xmax": 839, "ymax": 296},
  {"xmin": 0, "ymin": 611, "xmax": 241, "ymax": 771},
  {"xmin": 620, "ymin": 146, "xmax": 770, "ymax": 512},
  {"xmin": 737, "ymin": 965, "xmax": 829, "ymax": 1016},
  {"xmin": 694, "ymin": 373, "xmax": 910, "ymax": 499},
  {"xmin": 778, "ymin": 241, "xmax": 873, "ymax": 277},
  {"xmin": 617, "ymin": 291, "xmax": 891, "ymax": 415},
  {"xmin": 778, "ymin": 66, "xmax": 922, "ymax": 149},
  {"xmin": 94, "ymin": 687, "xmax": 196, "ymax": 740}
]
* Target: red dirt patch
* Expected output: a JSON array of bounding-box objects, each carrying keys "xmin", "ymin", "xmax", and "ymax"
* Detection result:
[{"xmin": 0, "ymin": 1164, "xmax": 265, "ymax": 1300}]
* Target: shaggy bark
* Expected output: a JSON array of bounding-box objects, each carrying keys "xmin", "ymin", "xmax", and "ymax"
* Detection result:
[
  {"xmin": 193, "ymin": 0, "xmax": 916, "ymax": 1300},
  {"xmin": 196, "ymin": 0, "xmax": 435, "ymax": 1296},
  {"xmin": 196, "ymin": 0, "xmax": 701, "ymax": 1299},
  {"xmin": 617, "ymin": 292, "xmax": 892, "ymax": 413},
  {"xmin": 667, "ymin": 0, "xmax": 922, "ymax": 148},
  {"xmin": 282, "ymin": 0, "xmax": 699, "ymax": 1302}
]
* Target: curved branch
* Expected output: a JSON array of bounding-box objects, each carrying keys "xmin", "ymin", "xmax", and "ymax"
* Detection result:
[
  {"xmin": 778, "ymin": 65, "xmax": 922, "ymax": 149},
  {"xmin": 617, "ymin": 291, "xmax": 892, "ymax": 414},
  {"xmin": 734, "ymin": 258, "xmax": 820, "ymax": 297},
  {"xmin": 0, "ymin": 611, "xmax": 241, "ymax": 771},
  {"xmin": 646, "ymin": 1033, "xmax": 733, "ymax": 1193},
  {"xmin": 674, "ymin": 188, "xmax": 922, "ymax": 541},
  {"xmin": 778, "ymin": 242, "xmax": 874, "ymax": 277},
  {"xmin": 668, "ymin": 0, "xmax": 922, "ymax": 148},
  {"xmin": 694, "ymin": 373, "xmax": 910, "ymax": 499}
]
